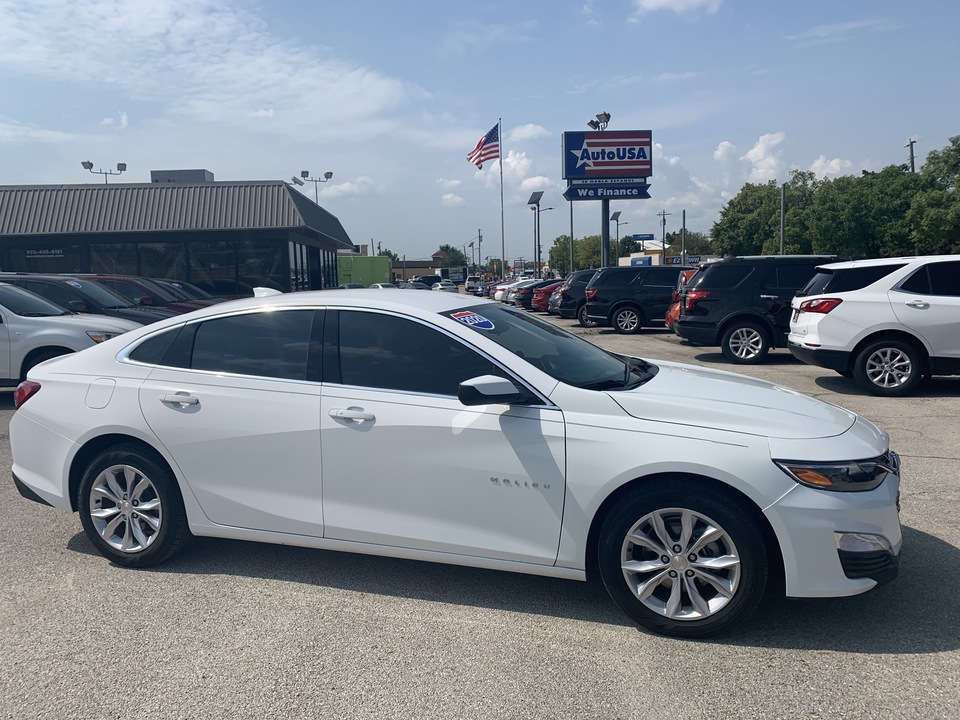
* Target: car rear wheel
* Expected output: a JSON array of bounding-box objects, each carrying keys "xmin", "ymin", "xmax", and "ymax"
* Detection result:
[
  {"xmin": 78, "ymin": 445, "xmax": 191, "ymax": 567},
  {"xmin": 721, "ymin": 321, "xmax": 770, "ymax": 364},
  {"xmin": 577, "ymin": 303, "xmax": 599, "ymax": 328},
  {"xmin": 853, "ymin": 339, "xmax": 923, "ymax": 397},
  {"xmin": 597, "ymin": 480, "xmax": 767, "ymax": 638},
  {"xmin": 612, "ymin": 306, "xmax": 644, "ymax": 334}
]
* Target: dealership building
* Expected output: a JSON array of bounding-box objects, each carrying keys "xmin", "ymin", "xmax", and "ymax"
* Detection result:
[{"xmin": 0, "ymin": 170, "xmax": 354, "ymax": 295}]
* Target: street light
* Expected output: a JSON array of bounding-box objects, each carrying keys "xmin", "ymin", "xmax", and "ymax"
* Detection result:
[
  {"xmin": 586, "ymin": 111, "xmax": 611, "ymax": 131},
  {"xmin": 81, "ymin": 161, "xmax": 126, "ymax": 184},
  {"xmin": 298, "ymin": 169, "xmax": 333, "ymax": 203},
  {"xmin": 610, "ymin": 211, "xmax": 628, "ymax": 263},
  {"xmin": 527, "ymin": 192, "xmax": 554, "ymax": 279}
]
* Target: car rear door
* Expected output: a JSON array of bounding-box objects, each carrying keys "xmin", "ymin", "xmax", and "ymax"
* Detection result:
[
  {"xmin": 892, "ymin": 260, "xmax": 960, "ymax": 361},
  {"xmin": 760, "ymin": 262, "xmax": 820, "ymax": 334}
]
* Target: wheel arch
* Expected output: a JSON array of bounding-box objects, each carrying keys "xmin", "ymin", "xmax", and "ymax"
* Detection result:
[
  {"xmin": 717, "ymin": 313, "xmax": 775, "ymax": 342},
  {"xmin": 69, "ymin": 434, "xmax": 175, "ymax": 512},
  {"xmin": 849, "ymin": 329, "xmax": 931, "ymax": 375},
  {"xmin": 584, "ymin": 471, "xmax": 785, "ymax": 594},
  {"xmin": 20, "ymin": 346, "xmax": 74, "ymax": 381}
]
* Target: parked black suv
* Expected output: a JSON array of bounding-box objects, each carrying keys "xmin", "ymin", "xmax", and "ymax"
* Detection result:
[
  {"xmin": 555, "ymin": 269, "xmax": 599, "ymax": 326},
  {"xmin": 0, "ymin": 274, "xmax": 177, "ymax": 325},
  {"xmin": 584, "ymin": 265, "xmax": 694, "ymax": 333},
  {"xmin": 674, "ymin": 255, "xmax": 840, "ymax": 363}
]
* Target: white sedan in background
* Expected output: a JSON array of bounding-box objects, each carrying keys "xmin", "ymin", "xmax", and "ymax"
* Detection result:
[
  {"xmin": 431, "ymin": 279, "xmax": 459, "ymax": 293},
  {"xmin": 10, "ymin": 290, "xmax": 901, "ymax": 638}
]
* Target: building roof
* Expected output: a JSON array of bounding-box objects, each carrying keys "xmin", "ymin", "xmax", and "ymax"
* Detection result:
[{"xmin": 0, "ymin": 180, "xmax": 353, "ymax": 249}]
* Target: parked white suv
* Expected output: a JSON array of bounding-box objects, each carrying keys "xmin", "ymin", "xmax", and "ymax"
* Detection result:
[
  {"xmin": 788, "ymin": 255, "xmax": 960, "ymax": 396},
  {"xmin": 464, "ymin": 275, "xmax": 482, "ymax": 291},
  {"xmin": 0, "ymin": 282, "xmax": 140, "ymax": 384}
]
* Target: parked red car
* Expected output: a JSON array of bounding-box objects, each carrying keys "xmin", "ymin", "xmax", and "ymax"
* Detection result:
[
  {"xmin": 665, "ymin": 269, "xmax": 698, "ymax": 331},
  {"xmin": 532, "ymin": 280, "xmax": 563, "ymax": 312},
  {"xmin": 72, "ymin": 275, "xmax": 217, "ymax": 314}
]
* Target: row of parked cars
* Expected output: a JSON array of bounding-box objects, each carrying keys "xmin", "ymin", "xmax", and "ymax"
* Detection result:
[
  {"xmin": 481, "ymin": 253, "xmax": 960, "ymax": 397},
  {"xmin": 0, "ymin": 272, "xmax": 224, "ymax": 385}
]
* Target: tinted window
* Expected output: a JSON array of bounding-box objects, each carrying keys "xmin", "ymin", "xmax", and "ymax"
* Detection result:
[
  {"xmin": 687, "ymin": 264, "xmax": 752, "ymax": 289},
  {"xmin": 800, "ymin": 264, "xmax": 906, "ymax": 296},
  {"xmin": 23, "ymin": 280, "xmax": 74, "ymax": 308},
  {"xmin": 338, "ymin": 311, "xmax": 502, "ymax": 396},
  {"xmin": 128, "ymin": 328, "xmax": 181, "ymax": 364},
  {"xmin": 768, "ymin": 264, "xmax": 818, "ymax": 290},
  {"xmin": 191, "ymin": 310, "xmax": 317, "ymax": 380},
  {"xmin": 572, "ymin": 271, "xmax": 596, "ymax": 286},
  {"xmin": 640, "ymin": 268, "xmax": 683, "ymax": 287},
  {"xmin": 926, "ymin": 261, "xmax": 960, "ymax": 297},
  {"xmin": 592, "ymin": 269, "xmax": 638, "ymax": 287}
]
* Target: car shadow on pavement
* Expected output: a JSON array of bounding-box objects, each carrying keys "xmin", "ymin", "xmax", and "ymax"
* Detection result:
[
  {"xmin": 67, "ymin": 524, "xmax": 954, "ymax": 651},
  {"xmin": 692, "ymin": 350, "xmax": 804, "ymax": 366},
  {"xmin": 814, "ymin": 374, "xmax": 960, "ymax": 397}
]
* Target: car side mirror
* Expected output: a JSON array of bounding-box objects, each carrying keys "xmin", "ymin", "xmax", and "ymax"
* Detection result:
[{"xmin": 458, "ymin": 375, "xmax": 527, "ymax": 406}]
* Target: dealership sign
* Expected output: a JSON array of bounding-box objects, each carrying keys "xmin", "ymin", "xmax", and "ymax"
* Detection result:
[
  {"xmin": 563, "ymin": 130, "xmax": 652, "ymax": 180},
  {"xmin": 563, "ymin": 183, "xmax": 650, "ymax": 201}
]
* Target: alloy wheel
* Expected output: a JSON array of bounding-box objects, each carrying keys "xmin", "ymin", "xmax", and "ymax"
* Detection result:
[{"xmin": 89, "ymin": 464, "xmax": 163, "ymax": 553}]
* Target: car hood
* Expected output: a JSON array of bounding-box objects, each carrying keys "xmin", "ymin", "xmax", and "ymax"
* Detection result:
[
  {"xmin": 610, "ymin": 360, "xmax": 857, "ymax": 440},
  {"xmin": 35, "ymin": 313, "xmax": 142, "ymax": 333}
]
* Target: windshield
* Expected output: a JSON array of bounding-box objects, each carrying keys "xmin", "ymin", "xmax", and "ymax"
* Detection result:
[
  {"xmin": 443, "ymin": 303, "xmax": 657, "ymax": 390},
  {"xmin": 0, "ymin": 283, "xmax": 72, "ymax": 316},
  {"xmin": 60, "ymin": 278, "xmax": 134, "ymax": 307}
]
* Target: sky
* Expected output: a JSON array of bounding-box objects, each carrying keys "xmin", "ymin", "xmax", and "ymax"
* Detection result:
[{"xmin": 1, "ymin": 0, "xmax": 958, "ymax": 264}]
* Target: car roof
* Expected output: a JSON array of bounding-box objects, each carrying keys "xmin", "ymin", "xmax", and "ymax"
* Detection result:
[{"xmin": 815, "ymin": 254, "xmax": 960, "ymax": 271}]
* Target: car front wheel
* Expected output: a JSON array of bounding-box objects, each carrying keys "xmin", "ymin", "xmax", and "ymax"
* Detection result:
[
  {"xmin": 597, "ymin": 480, "xmax": 767, "ymax": 638},
  {"xmin": 78, "ymin": 445, "xmax": 191, "ymax": 567},
  {"xmin": 720, "ymin": 321, "xmax": 770, "ymax": 364},
  {"xmin": 853, "ymin": 339, "xmax": 923, "ymax": 396},
  {"xmin": 612, "ymin": 306, "xmax": 644, "ymax": 334}
]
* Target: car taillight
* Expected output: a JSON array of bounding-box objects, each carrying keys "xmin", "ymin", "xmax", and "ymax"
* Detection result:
[
  {"xmin": 684, "ymin": 290, "xmax": 709, "ymax": 311},
  {"xmin": 559, "ymin": 285, "xmax": 571, "ymax": 295},
  {"xmin": 585, "ymin": 288, "xmax": 598, "ymax": 299},
  {"xmin": 798, "ymin": 298, "xmax": 843, "ymax": 314},
  {"xmin": 517, "ymin": 288, "xmax": 532, "ymax": 295},
  {"xmin": 14, "ymin": 380, "xmax": 41, "ymax": 409}
]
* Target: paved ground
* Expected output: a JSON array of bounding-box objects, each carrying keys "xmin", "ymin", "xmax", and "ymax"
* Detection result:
[{"xmin": 1, "ymin": 312, "xmax": 958, "ymax": 719}]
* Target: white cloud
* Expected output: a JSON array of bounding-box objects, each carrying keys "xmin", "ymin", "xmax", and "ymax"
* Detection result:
[
  {"xmin": 809, "ymin": 155, "xmax": 852, "ymax": 178},
  {"xmin": 632, "ymin": 0, "xmax": 723, "ymax": 16},
  {"xmin": 743, "ymin": 132, "xmax": 785, "ymax": 182},
  {"xmin": 251, "ymin": 109, "xmax": 274, "ymax": 118},
  {"xmin": 441, "ymin": 193, "xmax": 465, "ymax": 207},
  {"xmin": 441, "ymin": 20, "xmax": 536, "ymax": 55},
  {"xmin": 787, "ymin": 19, "xmax": 899, "ymax": 46},
  {"xmin": 0, "ymin": 117, "xmax": 83, "ymax": 143},
  {"xmin": 508, "ymin": 124, "xmax": 550, "ymax": 142},
  {"xmin": 518, "ymin": 176, "xmax": 554, "ymax": 193},
  {"xmin": 319, "ymin": 176, "xmax": 378, "ymax": 199},
  {"xmin": 437, "ymin": 178, "xmax": 461, "ymax": 189},
  {"xmin": 713, "ymin": 140, "xmax": 736, "ymax": 163},
  {"xmin": 98, "ymin": 111, "xmax": 128, "ymax": 128}
]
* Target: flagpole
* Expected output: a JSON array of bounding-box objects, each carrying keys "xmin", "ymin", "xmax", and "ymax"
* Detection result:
[{"xmin": 498, "ymin": 118, "xmax": 505, "ymax": 278}]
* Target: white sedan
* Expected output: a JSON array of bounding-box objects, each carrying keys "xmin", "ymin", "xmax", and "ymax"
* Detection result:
[
  {"xmin": 10, "ymin": 290, "xmax": 902, "ymax": 638},
  {"xmin": 431, "ymin": 279, "xmax": 459, "ymax": 293}
]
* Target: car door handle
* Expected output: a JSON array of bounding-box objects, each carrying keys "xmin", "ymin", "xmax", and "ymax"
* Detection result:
[
  {"xmin": 904, "ymin": 300, "xmax": 930, "ymax": 309},
  {"xmin": 160, "ymin": 392, "xmax": 199, "ymax": 406},
  {"xmin": 328, "ymin": 408, "xmax": 376, "ymax": 423}
]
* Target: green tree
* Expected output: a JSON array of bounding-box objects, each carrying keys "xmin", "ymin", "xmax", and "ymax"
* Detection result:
[
  {"xmin": 711, "ymin": 181, "xmax": 781, "ymax": 256},
  {"xmin": 549, "ymin": 235, "xmax": 573, "ymax": 275},
  {"xmin": 575, "ymin": 235, "xmax": 601, "ymax": 269},
  {"xmin": 435, "ymin": 244, "xmax": 469, "ymax": 267},
  {"xmin": 377, "ymin": 247, "xmax": 399, "ymax": 262},
  {"xmin": 664, "ymin": 230, "xmax": 713, "ymax": 256},
  {"xmin": 920, "ymin": 135, "xmax": 960, "ymax": 190}
]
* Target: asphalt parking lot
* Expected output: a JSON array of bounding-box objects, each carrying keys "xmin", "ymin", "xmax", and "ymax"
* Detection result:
[{"xmin": 1, "ymin": 312, "xmax": 958, "ymax": 719}]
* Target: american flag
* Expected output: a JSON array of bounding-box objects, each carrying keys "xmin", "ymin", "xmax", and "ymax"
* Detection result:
[{"xmin": 467, "ymin": 123, "xmax": 500, "ymax": 169}]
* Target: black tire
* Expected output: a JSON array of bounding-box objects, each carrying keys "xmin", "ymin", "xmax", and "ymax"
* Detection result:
[
  {"xmin": 720, "ymin": 321, "xmax": 770, "ymax": 364},
  {"xmin": 612, "ymin": 305, "xmax": 644, "ymax": 334},
  {"xmin": 78, "ymin": 444, "xmax": 191, "ymax": 567},
  {"xmin": 853, "ymin": 339, "xmax": 924, "ymax": 397},
  {"xmin": 21, "ymin": 348, "xmax": 72, "ymax": 380},
  {"xmin": 577, "ymin": 303, "xmax": 599, "ymax": 328},
  {"xmin": 597, "ymin": 479, "xmax": 768, "ymax": 638}
]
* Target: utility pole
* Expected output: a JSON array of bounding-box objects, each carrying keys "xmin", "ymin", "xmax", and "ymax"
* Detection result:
[
  {"xmin": 657, "ymin": 209, "xmax": 672, "ymax": 265},
  {"xmin": 905, "ymin": 138, "xmax": 916, "ymax": 173}
]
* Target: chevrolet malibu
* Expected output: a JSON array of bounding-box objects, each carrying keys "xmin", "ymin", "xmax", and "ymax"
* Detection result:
[{"xmin": 10, "ymin": 289, "xmax": 902, "ymax": 638}]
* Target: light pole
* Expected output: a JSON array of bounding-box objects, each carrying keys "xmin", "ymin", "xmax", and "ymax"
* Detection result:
[
  {"xmin": 294, "ymin": 170, "xmax": 333, "ymax": 203},
  {"xmin": 81, "ymin": 161, "xmax": 126, "ymax": 184},
  {"xmin": 587, "ymin": 111, "xmax": 613, "ymax": 267},
  {"xmin": 610, "ymin": 211, "xmax": 628, "ymax": 264}
]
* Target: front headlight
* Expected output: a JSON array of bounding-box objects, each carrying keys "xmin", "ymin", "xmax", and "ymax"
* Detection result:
[
  {"xmin": 87, "ymin": 330, "xmax": 125, "ymax": 344},
  {"xmin": 775, "ymin": 451, "xmax": 899, "ymax": 492}
]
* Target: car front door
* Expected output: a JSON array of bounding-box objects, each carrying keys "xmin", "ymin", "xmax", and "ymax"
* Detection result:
[
  {"xmin": 319, "ymin": 309, "xmax": 566, "ymax": 565},
  {"xmin": 138, "ymin": 309, "xmax": 326, "ymax": 536}
]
